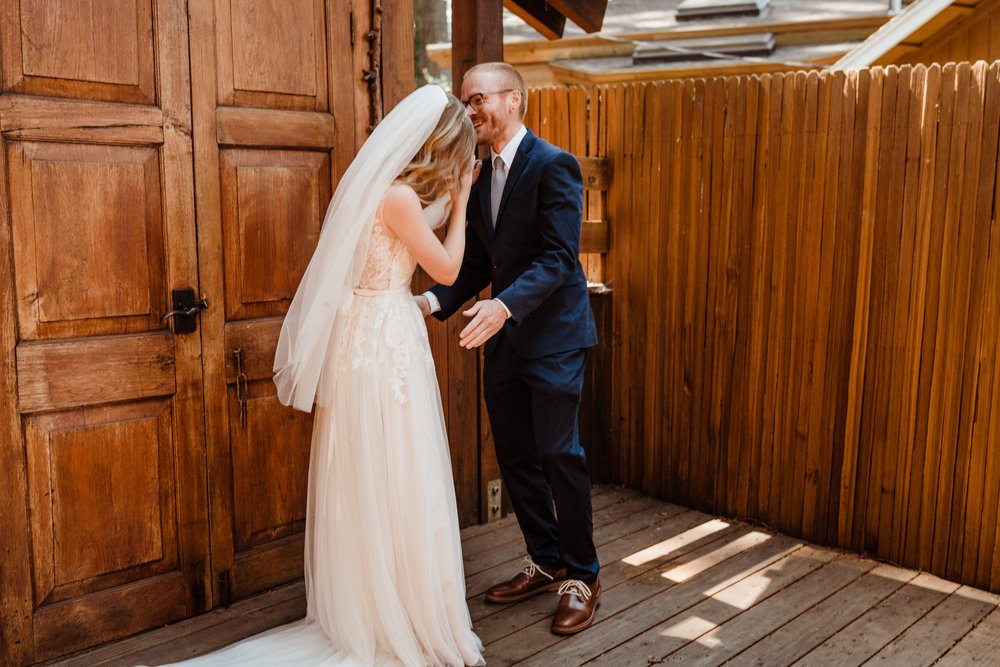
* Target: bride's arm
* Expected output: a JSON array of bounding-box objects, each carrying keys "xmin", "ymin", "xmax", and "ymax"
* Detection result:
[{"xmin": 383, "ymin": 176, "xmax": 471, "ymax": 286}]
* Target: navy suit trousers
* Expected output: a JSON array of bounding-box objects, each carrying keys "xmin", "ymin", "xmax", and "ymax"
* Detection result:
[{"xmin": 483, "ymin": 332, "xmax": 599, "ymax": 583}]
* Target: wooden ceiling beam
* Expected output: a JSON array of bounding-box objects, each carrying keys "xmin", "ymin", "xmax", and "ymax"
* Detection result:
[
  {"xmin": 547, "ymin": 0, "xmax": 608, "ymax": 33},
  {"xmin": 505, "ymin": 0, "xmax": 609, "ymax": 38},
  {"xmin": 505, "ymin": 0, "xmax": 567, "ymax": 40}
]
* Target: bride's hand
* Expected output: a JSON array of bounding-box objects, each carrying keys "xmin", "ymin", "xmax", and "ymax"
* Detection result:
[
  {"xmin": 452, "ymin": 160, "xmax": 480, "ymax": 204},
  {"xmin": 468, "ymin": 158, "xmax": 482, "ymax": 187}
]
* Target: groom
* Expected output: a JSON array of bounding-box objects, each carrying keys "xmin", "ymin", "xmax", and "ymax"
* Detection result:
[{"xmin": 416, "ymin": 62, "xmax": 600, "ymax": 635}]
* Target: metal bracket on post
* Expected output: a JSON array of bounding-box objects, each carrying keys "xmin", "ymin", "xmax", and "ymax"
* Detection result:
[{"xmin": 487, "ymin": 479, "xmax": 502, "ymax": 522}]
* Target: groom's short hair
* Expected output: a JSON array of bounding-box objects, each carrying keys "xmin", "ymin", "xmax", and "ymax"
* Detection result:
[{"xmin": 465, "ymin": 62, "xmax": 528, "ymax": 119}]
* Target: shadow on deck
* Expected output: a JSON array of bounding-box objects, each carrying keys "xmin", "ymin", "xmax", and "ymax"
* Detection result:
[{"xmin": 49, "ymin": 486, "xmax": 1000, "ymax": 666}]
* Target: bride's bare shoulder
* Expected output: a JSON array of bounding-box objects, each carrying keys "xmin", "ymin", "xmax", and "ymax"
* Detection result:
[{"xmin": 382, "ymin": 182, "xmax": 422, "ymax": 220}]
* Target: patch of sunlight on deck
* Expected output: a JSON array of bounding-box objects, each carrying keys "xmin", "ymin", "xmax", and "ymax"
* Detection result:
[
  {"xmin": 951, "ymin": 585, "xmax": 1000, "ymax": 605},
  {"xmin": 661, "ymin": 531, "xmax": 772, "ymax": 582},
  {"xmin": 659, "ymin": 616, "xmax": 720, "ymax": 643},
  {"xmin": 621, "ymin": 519, "xmax": 730, "ymax": 566}
]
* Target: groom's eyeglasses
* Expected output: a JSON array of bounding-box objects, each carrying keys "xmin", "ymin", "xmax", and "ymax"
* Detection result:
[{"xmin": 462, "ymin": 89, "xmax": 515, "ymax": 111}]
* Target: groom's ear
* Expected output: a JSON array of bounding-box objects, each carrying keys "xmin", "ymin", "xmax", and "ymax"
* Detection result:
[{"xmin": 509, "ymin": 90, "xmax": 522, "ymax": 115}]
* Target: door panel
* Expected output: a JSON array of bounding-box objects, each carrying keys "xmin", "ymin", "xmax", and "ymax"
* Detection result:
[
  {"xmin": 229, "ymin": 384, "xmax": 313, "ymax": 552},
  {"xmin": 216, "ymin": 0, "xmax": 329, "ymax": 110},
  {"xmin": 25, "ymin": 401, "xmax": 180, "ymax": 609},
  {"xmin": 190, "ymin": 0, "xmax": 368, "ymax": 604},
  {"xmin": 219, "ymin": 148, "xmax": 328, "ymax": 320},
  {"xmin": 15, "ymin": 333, "xmax": 175, "ymax": 413},
  {"xmin": 7, "ymin": 141, "xmax": 167, "ymax": 339},
  {"xmin": 0, "ymin": 0, "xmax": 209, "ymax": 662},
  {"xmin": 227, "ymin": 378, "xmax": 315, "ymax": 595},
  {"xmin": 208, "ymin": 143, "xmax": 330, "ymax": 599},
  {"xmin": 0, "ymin": 0, "xmax": 157, "ymax": 104}
]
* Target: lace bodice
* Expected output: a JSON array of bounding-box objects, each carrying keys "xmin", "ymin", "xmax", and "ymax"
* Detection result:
[
  {"xmin": 337, "ymin": 193, "xmax": 451, "ymax": 405},
  {"xmin": 354, "ymin": 194, "xmax": 450, "ymax": 291}
]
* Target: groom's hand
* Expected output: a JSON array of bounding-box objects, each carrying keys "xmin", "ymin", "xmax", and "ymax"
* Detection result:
[
  {"xmin": 459, "ymin": 299, "xmax": 509, "ymax": 349},
  {"xmin": 414, "ymin": 294, "xmax": 431, "ymax": 318}
]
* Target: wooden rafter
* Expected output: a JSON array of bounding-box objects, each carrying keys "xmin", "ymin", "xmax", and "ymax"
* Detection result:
[
  {"xmin": 505, "ymin": 0, "xmax": 608, "ymax": 39},
  {"xmin": 546, "ymin": 0, "xmax": 608, "ymax": 33},
  {"xmin": 505, "ymin": 0, "xmax": 566, "ymax": 40}
]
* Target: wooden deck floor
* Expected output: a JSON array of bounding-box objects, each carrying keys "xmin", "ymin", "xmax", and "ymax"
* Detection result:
[{"xmin": 50, "ymin": 486, "xmax": 1000, "ymax": 666}]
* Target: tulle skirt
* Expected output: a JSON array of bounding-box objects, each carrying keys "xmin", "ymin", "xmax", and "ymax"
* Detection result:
[{"xmin": 155, "ymin": 291, "xmax": 484, "ymax": 666}]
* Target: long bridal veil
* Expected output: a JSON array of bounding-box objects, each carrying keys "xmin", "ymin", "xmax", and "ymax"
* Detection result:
[{"xmin": 273, "ymin": 84, "xmax": 448, "ymax": 413}]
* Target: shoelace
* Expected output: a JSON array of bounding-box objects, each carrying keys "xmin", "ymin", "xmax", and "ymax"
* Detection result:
[
  {"xmin": 557, "ymin": 579, "xmax": 592, "ymax": 601},
  {"xmin": 520, "ymin": 556, "xmax": 555, "ymax": 581}
]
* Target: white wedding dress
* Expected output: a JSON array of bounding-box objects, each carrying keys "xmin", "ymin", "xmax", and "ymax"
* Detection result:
[{"xmin": 156, "ymin": 195, "xmax": 484, "ymax": 667}]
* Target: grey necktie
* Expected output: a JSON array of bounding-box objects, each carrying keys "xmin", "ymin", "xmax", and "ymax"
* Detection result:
[{"xmin": 490, "ymin": 155, "xmax": 506, "ymax": 227}]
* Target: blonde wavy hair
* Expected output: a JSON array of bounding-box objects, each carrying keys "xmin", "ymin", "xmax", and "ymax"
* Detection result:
[{"xmin": 397, "ymin": 93, "xmax": 476, "ymax": 206}]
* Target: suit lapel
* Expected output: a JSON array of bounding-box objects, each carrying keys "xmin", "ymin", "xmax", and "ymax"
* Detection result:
[{"xmin": 494, "ymin": 130, "xmax": 535, "ymax": 233}]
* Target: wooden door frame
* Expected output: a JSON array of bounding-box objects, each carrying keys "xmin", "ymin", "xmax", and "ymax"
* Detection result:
[{"xmin": 0, "ymin": 131, "xmax": 31, "ymax": 667}]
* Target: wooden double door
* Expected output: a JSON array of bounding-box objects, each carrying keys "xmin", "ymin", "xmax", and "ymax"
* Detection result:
[{"xmin": 0, "ymin": 1, "xmax": 417, "ymax": 664}]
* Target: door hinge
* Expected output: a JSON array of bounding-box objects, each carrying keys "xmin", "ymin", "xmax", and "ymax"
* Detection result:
[{"xmin": 218, "ymin": 570, "xmax": 232, "ymax": 608}]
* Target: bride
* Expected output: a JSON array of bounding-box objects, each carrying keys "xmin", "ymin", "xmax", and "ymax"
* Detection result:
[{"xmin": 158, "ymin": 85, "xmax": 485, "ymax": 666}]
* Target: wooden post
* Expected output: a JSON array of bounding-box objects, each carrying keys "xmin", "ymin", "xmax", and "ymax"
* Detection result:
[
  {"xmin": 445, "ymin": 0, "xmax": 504, "ymax": 524},
  {"xmin": 451, "ymin": 0, "xmax": 504, "ymax": 95},
  {"xmin": 381, "ymin": 0, "xmax": 416, "ymax": 109}
]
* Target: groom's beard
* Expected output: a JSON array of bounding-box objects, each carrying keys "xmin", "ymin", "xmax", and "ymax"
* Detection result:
[{"xmin": 471, "ymin": 113, "xmax": 503, "ymax": 148}]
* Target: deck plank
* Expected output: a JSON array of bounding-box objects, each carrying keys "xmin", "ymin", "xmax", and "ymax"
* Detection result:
[
  {"xmin": 45, "ymin": 582, "xmax": 306, "ymax": 667},
  {"xmin": 510, "ymin": 533, "xmax": 807, "ymax": 666},
  {"xmin": 864, "ymin": 585, "xmax": 1000, "ymax": 666},
  {"xmin": 936, "ymin": 605, "xmax": 1000, "ymax": 666},
  {"xmin": 731, "ymin": 563, "xmax": 917, "ymax": 665},
  {"xmin": 791, "ymin": 571, "xmax": 959, "ymax": 666},
  {"xmin": 654, "ymin": 556, "xmax": 875, "ymax": 666},
  {"xmin": 579, "ymin": 545, "xmax": 834, "ymax": 667},
  {"xmin": 46, "ymin": 488, "xmax": 1000, "ymax": 667}
]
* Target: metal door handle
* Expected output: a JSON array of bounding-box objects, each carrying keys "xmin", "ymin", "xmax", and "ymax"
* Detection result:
[
  {"xmin": 161, "ymin": 288, "xmax": 208, "ymax": 333},
  {"xmin": 160, "ymin": 301, "xmax": 208, "ymax": 322}
]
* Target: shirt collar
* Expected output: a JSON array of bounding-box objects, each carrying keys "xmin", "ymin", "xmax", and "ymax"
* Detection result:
[{"xmin": 491, "ymin": 124, "xmax": 527, "ymax": 170}]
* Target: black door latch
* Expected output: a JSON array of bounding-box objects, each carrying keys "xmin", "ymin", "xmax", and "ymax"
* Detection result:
[{"xmin": 161, "ymin": 288, "xmax": 208, "ymax": 334}]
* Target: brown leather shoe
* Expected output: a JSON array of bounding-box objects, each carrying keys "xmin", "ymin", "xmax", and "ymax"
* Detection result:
[
  {"xmin": 485, "ymin": 557, "xmax": 567, "ymax": 604},
  {"xmin": 551, "ymin": 578, "xmax": 601, "ymax": 635}
]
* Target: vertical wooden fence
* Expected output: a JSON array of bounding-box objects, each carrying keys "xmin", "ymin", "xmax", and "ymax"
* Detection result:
[{"xmin": 529, "ymin": 60, "xmax": 1000, "ymax": 593}]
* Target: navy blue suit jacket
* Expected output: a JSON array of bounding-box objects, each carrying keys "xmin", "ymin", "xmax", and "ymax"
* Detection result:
[{"xmin": 430, "ymin": 130, "xmax": 598, "ymax": 359}]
